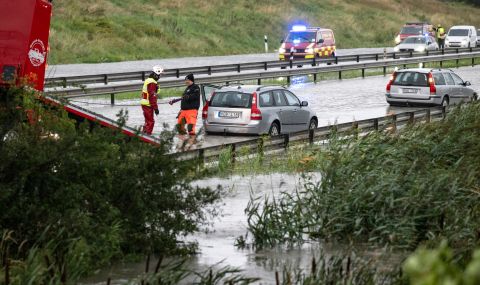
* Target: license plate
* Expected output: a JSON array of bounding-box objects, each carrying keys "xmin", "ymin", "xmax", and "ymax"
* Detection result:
[
  {"xmin": 218, "ymin": 111, "xmax": 241, "ymax": 118},
  {"xmin": 403, "ymin": 88, "xmax": 419, "ymax": 94}
]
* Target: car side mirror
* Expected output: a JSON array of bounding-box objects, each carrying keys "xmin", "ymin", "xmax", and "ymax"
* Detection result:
[
  {"xmin": 427, "ymin": 41, "xmax": 432, "ymax": 45},
  {"xmin": 464, "ymin": 81, "xmax": 471, "ymax": 86},
  {"xmin": 317, "ymin": 39, "xmax": 324, "ymax": 44},
  {"xmin": 301, "ymin": 101, "xmax": 308, "ymax": 107}
]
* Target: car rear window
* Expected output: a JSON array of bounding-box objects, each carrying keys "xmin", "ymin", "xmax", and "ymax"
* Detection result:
[
  {"xmin": 401, "ymin": 26, "xmax": 422, "ymax": 35},
  {"xmin": 210, "ymin": 92, "xmax": 251, "ymax": 108},
  {"xmin": 448, "ymin": 29, "xmax": 469, "ymax": 37},
  {"xmin": 393, "ymin": 72, "xmax": 428, "ymax": 87}
]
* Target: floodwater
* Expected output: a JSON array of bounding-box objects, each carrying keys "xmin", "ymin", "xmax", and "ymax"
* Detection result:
[
  {"xmin": 71, "ymin": 65, "xmax": 480, "ymax": 149},
  {"xmin": 80, "ymin": 173, "xmax": 325, "ymax": 284}
]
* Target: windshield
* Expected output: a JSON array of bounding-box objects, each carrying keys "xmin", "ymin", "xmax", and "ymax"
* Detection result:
[
  {"xmin": 400, "ymin": 26, "xmax": 422, "ymax": 35},
  {"xmin": 448, "ymin": 29, "xmax": 469, "ymax": 36},
  {"xmin": 393, "ymin": 72, "xmax": 429, "ymax": 87},
  {"xmin": 403, "ymin": 37, "xmax": 426, "ymax": 44},
  {"xmin": 285, "ymin": 31, "xmax": 316, "ymax": 44},
  {"xmin": 210, "ymin": 92, "xmax": 251, "ymax": 108}
]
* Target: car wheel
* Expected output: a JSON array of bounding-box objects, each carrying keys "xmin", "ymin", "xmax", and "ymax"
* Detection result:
[
  {"xmin": 268, "ymin": 122, "xmax": 280, "ymax": 136},
  {"xmin": 308, "ymin": 118, "xmax": 318, "ymax": 130},
  {"xmin": 441, "ymin": 97, "xmax": 449, "ymax": 107}
]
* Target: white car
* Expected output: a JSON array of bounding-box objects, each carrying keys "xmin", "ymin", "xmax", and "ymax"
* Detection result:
[
  {"xmin": 445, "ymin": 26, "xmax": 477, "ymax": 48},
  {"xmin": 394, "ymin": 36, "xmax": 438, "ymax": 53}
]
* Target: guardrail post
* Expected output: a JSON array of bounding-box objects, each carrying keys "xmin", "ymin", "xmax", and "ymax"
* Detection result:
[
  {"xmin": 442, "ymin": 106, "xmax": 447, "ymax": 120},
  {"xmin": 391, "ymin": 114, "xmax": 397, "ymax": 132},
  {"xmin": 237, "ymin": 64, "xmax": 241, "ymax": 73},
  {"xmin": 408, "ymin": 112, "xmax": 414, "ymax": 124},
  {"xmin": 339, "ymin": 71, "xmax": 342, "ymax": 80},
  {"xmin": 176, "ymin": 69, "xmax": 180, "ymax": 78},
  {"xmin": 284, "ymin": 134, "xmax": 289, "ymax": 149},
  {"xmin": 373, "ymin": 118, "xmax": 379, "ymax": 131},
  {"xmin": 312, "ymin": 57, "xmax": 316, "ymax": 66},
  {"xmin": 198, "ymin": 149, "xmax": 205, "ymax": 164},
  {"xmin": 472, "ymin": 58, "xmax": 475, "ymax": 67},
  {"xmin": 289, "ymin": 59, "xmax": 293, "ymax": 69},
  {"xmin": 335, "ymin": 56, "xmax": 338, "ymax": 64},
  {"xmin": 403, "ymin": 64, "xmax": 406, "ymax": 69},
  {"xmin": 410, "ymin": 51, "xmax": 413, "ymax": 58},
  {"xmin": 440, "ymin": 61, "xmax": 443, "ymax": 68},
  {"xmin": 375, "ymin": 54, "xmax": 379, "ymax": 61},
  {"xmin": 356, "ymin": 55, "xmax": 359, "ymax": 62},
  {"xmin": 456, "ymin": 59, "xmax": 459, "ymax": 68},
  {"xmin": 383, "ymin": 66, "xmax": 386, "ymax": 76},
  {"xmin": 110, "ymin": 93, "xmax": 115, "ymax": 105},
  {"xmin": 393, "ymin": 52, "xmax": 396, "ymax": 59},
  {"xmin": 456, "ymin": 48, "xmax": 459, "ymax": 54},
  {"xmin": 426, "ymin": 50, "xmax": 429, "ymax": 56},
  {"xmin": 142, "ymin": 71, "xmax": 146, "ymax": 81},
  {"xmin": 231, "ymin": 144, "xmax": 236, "ymax": 165},
  {"xmin": 309, "ymin": 128, "xmax": 314, "ymax": 145},
  {"xmin": 313, "ymin": 73, "xmax": 317, "ymax": 83},
  {"xmin": 257, "ymin": 138, "xmax": 264, "ymax": 157},
  {"xmin": 442, "ymin": 49, "xmax": 445, "ymax": 55},
  {"xmin": 257, "ymin": 78, "xmax": 262, "ymax": 85},
  {"xmin": 426, "ymin": 109, "xmax": 431, "ymax": 123},
  {"xmin": 62, "ymin": 77, "xmax": 67, "ymax": 88},
  {"xmin": 352, "ymin": 122, "xmax": 359, "ymax": 138},
  {"xmin": 361, "ymin": 68, "xmax": 365, "ymax": 78},
  {"xmin": 208, "ymin": 66, "xmax": 212, "ymax": 75},
  {"xmin": 287, "ymin": 76, "xmax": 291, "ymax": 85},
  {"xmin": 104, "ymin": 74, "xmax": 108, "ymax": 85},
  {"xmin": 470, "ymin": 47, "xmax": 473, "ymax": 53}
]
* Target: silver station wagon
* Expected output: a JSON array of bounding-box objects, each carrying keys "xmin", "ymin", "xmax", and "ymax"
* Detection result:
[
  {"xmin": 386, "ymin": 68, "xmax": 477, "ymax": 106},
  {"xmin": 202, "ymin": 85, "xmax": 318, "ymax": 136}
]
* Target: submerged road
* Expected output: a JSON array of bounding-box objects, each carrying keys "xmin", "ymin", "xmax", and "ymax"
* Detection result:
[
  {"xmin": 46, "ymin": 47, "xmax": 393, "ymax": 78},
  {"xmin": 72, "ymin": 65, "xmax": 480, "ymax": 149}
]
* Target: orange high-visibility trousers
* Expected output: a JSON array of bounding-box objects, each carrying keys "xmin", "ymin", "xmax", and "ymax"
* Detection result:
[{"xmin": 177, "ymin": 109, "xmax": 198, "ymax": 135}]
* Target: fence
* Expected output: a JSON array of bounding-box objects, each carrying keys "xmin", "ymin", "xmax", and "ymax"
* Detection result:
[{"xmin": 45, "ymin": 51, "xmax": 480, "ymax": 99}]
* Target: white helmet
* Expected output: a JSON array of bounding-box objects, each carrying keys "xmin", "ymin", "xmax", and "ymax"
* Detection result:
[{"xmin": 152, "ymin": 65, "xmax": 164, "ymax": 75}]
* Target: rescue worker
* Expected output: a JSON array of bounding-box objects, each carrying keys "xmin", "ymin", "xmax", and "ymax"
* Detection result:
[
  {"xmin": 169, "ymin": 73, "xmax": 200, "ymax": 135},
  {"xmin": 140, "ymin": 65, "xmax": 163, "ymax": 135},
  {"xmin": 433, "ymin": 24, "xmax": 446, "ymax": 50}
]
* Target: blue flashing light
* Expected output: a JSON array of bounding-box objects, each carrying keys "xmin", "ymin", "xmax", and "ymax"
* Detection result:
[{"xmin": 292, "ymin": 25, "xmax": 307, "ymax": 31}]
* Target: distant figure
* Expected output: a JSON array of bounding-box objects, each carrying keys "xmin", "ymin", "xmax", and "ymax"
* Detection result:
[
  {"xmin": 169, "ymin": 74, "xmax": 200, "ymax": 135},
  {"xmin": 433, "ymin": 24, "xmax": 446, "ymax": 50},
  {"xmin": 140, "ymin": 65, "xmax": 163, "ymax": 135}
]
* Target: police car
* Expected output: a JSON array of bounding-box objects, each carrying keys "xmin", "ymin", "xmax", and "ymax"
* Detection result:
[{"xmin": 278, "ymin": 25, "xmax": 336, "ymax": 61}]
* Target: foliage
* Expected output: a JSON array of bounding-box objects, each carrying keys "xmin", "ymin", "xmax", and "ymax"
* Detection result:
[
  {"xmin": 246, "ymin": 102, "xmax": 480, "ymax": 251},
  {"xmin": 403, "ymin": 241, "xmax": 480, "ymax": 285},
  {"xmin": 0, "ymin": 86, "xmax": 221, "ymax": 275}
]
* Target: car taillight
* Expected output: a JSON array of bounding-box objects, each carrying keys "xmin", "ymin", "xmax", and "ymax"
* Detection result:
[
  {"xmin": 250, "ymin": 92, "xmax": 262, "ymax": 120},
  {"xmin": 202, "ymin": 100, "xmax": 210, "ymax": 120},
  {"xmin": 428, "ymin": 73, "xmax": 436, "ymax": 95},
  {"xmin": 386, "ymin": 72, "xmax": 396, "ymax": 94}
]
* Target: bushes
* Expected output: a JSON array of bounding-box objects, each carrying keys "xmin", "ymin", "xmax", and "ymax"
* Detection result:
[
  {"xmin": 0, "ymin": 86, "xmax": 220, "ymax": 277},
  {"xmin": 247, "ymin": 102, "xmax": 480, "ymax": 251}
]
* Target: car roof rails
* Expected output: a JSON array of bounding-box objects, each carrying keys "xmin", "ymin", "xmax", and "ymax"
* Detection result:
[{"xmin": 256, "ymin": 85, "xmax": 286, "ymax": 91}]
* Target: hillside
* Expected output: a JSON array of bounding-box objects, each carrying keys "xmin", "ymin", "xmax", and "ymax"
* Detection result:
[{"xmin": 49, "ymin": 0, "xmax": 480, "ymax": 64}]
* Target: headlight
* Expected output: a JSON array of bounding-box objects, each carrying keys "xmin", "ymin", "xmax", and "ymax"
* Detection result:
[
  {"xmin": 305, "ymin": 48, "xmax": 314, "ymax": 53},
  {"xmin": 393, "ymin": 46, "xmax": 400, "ymax": 52},
  {"xmin": 415, "ymin": 46, "xmax": 426, "ymax": 52},
  {"xmin": 278, "ymin": 48, "xmax": 286, "ymax": 53},
  {"xmin": 395, "ymin": 35, "xmax": 401, "ymax": 44}
]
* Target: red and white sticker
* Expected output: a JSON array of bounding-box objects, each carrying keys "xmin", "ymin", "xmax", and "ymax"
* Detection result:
[{"xmin": 28, "ymin": 39, "xmax": 46, "ymax": 67}]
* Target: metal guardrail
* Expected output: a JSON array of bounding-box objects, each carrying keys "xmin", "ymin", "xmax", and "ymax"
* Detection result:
[
  {"xmin": 45, "ymin": 47, "xmax": 480, "ymax": 88},
  {"xmin": 176, "ymin": 107, "xmax": 449, "ymax": 163},
  {"xmin": 46, "ymin": 51, "xmax": 480, "ymax": 98}
]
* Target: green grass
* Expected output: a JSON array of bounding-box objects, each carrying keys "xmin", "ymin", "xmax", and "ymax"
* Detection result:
[{"xmin": 48, "ymin": 0, "xmax": 480, "ymax": 64}]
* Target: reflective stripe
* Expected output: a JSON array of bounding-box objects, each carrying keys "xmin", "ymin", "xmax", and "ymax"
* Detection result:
[{"xmin": 140, "ymin": 78, "xmax": 158, "ymax": 106}]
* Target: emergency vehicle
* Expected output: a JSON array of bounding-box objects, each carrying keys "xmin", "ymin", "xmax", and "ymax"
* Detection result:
[
  {"xmin": 395, "ymin": 22, "xmax": 434, "ymax": 45},
  {"xmin": 1, "ymin": 0, "xmax": 159, "ymax": 144},
  {"xmin": 278, "ymin": 25, "xmax": 336, "ymax": 61}
]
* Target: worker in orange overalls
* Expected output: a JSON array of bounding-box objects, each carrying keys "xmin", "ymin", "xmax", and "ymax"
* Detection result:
[
  {"xmin": 169, "ymin": 74, "xmax": 200, "ymax": 135},
  {"xmin": 140, "ymin": 65, "xmax": 163, "ymax": 135}
]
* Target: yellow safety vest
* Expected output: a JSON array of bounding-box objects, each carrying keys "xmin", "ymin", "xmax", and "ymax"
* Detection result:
[
  {"xmin": 140, "ymin": 78, "xmax": 158, "ymax": 106},
  {"xmin": 438, "ymin": 27, "xmax": 445, "ymax": 39}
]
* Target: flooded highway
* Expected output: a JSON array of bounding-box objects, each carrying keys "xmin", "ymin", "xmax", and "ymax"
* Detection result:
[{"xmin": 71, "ymin": 65, "xmax": 480, "ymax": 149}]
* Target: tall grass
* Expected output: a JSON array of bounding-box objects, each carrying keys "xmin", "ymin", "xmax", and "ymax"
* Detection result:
[
  {"xmin": 246, "ymin": 102, "xmax": 480, "ymax": 252},
  {"xmin": 48, "ymin": 0, "xmax": 480, "ymax": 64}
]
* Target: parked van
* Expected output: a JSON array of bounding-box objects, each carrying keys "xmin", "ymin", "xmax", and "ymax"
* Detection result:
[{"xmin": 445, "ymin": 26, "xmax": 477, "ymax": 48}]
